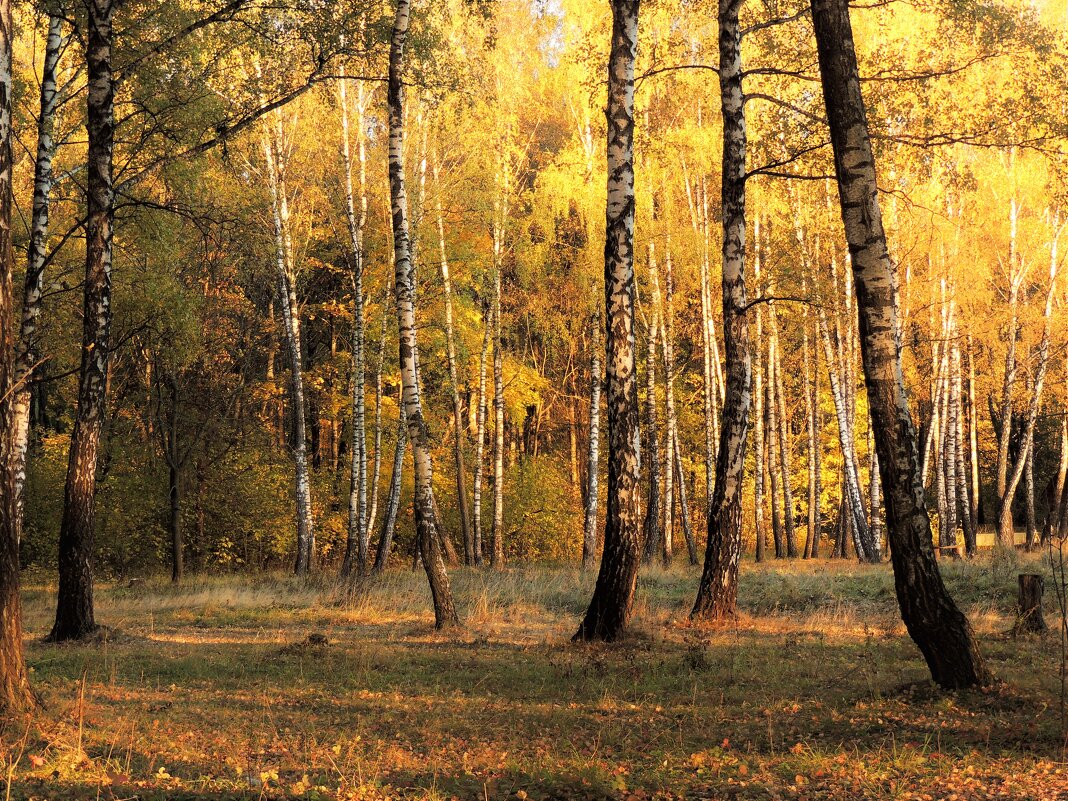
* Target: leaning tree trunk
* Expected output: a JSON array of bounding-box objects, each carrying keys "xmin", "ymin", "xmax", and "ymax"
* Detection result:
[
  {"xmin": 435, "ymin": 156, "xmax": 474, "ymax": 565},
  {"xmin": 994, "ymin": 263, "xmax": 1022, "ymax": 549},
  {"xmin": 672, "ymin": 431, "xmax": 698, "ymax": 564},
  {"xmin": 575, "ymin": 0, "xmax": 641, "ymax": 642},
  {"xmin": 365, "ymin": 296, "xmax": 389, "ymax": 543},
  {"xmin": 811, "ymin": 0, "xmax": 989, "ymax": 689},
  {"xmin": 691, "ymin": 0, "xmax": 751, "ymax": 621},
  {"xmin": 581, "ymin": 313, "xmax": 602, "ymax": 570},
  {"xmin": 339, "ymin": 72, "xmax": 369, "ymax": 578},
  {"xmin": 373, "ymin": 409, "xmax": 407, "ymax": 573},
  {"xmin": 997, "ymin": 254, "xmax": 1057, "ymax": 548},
  {"xmin": 661, "ymin": 247, "xmax": 697, "ymax": 564},
  {"xmin": 818, "ymin": 310, "xmax": 875, "ymax": 561},
  {"xmin": 263, "ymin": 118, "xmax": 315, "ymax": 576},
  {"xmin": 387, "ymin": 0, "xmax": 458, "ymax": 627},
  {"xmin": 13, "ymin": 13, "xmax": 63, "ymax": 536},
  {"xmin": 770, "ymin": 305, "xmax": 797, "ymax": 558},
  {"xmin": 0, "ymin": 0, "xmax": 35, "ymax": 711},
  {"xmin": 50, "ymin": 0, "xmax": 116, "ymax": 642}
]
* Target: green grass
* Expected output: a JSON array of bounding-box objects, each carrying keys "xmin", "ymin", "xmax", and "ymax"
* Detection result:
[{"xmin": 4, "ymin": 555, "xmax": 1067, "ymax": 800}]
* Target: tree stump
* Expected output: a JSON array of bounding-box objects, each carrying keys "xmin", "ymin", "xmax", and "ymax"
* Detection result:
[{"xmin": 1014, "ymin": 573, "xmax": 1047, "ymax": 634}]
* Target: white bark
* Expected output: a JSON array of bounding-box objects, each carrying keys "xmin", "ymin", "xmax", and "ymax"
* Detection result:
[
  {"xmin": 263, "ymin": 115, "xmax": 315, "ymax": 575},
  {"xmin": 13, "ymin": 14, "xmax": 64, "ymax": 538}
]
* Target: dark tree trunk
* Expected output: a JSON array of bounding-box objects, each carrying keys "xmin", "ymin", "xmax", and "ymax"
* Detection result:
[
  {"xmin": 1014, "ymin": 574, "xmax": 1046, "ymax": 634},
  {"xmin": 51, "ymin": 0, "xmax": 116, "ymax": 642},
  {"xmin": 0, "ymin": 0, "xmax": 35, "ymax": 712},
  {"xmin": 692, "ymin": 0, "xmax": 751, "ymax": 621},
  {"xmin": 575, "ymin": 0, "xmax": 641, "ymax": 642},
  {"xmin": 811, "ymin": 0, "xmax": 990, "ymax": 688}
]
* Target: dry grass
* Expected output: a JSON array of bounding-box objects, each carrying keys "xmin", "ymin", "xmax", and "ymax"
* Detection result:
[{"xmin": 4, "ymin": 555, "xmax": 1068, "ymax": 800}]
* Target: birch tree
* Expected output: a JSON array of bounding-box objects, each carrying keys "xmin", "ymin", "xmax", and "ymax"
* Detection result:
[
  {"xmin": 13, "ymin": 13, "xmax": 65, "ymax": 537},
  {"xmin": 811, "ymin": 0, "xmax": 989, "ymax": 688},
  {"xmin": 581, "ymin": 312, "xmax": 602, "ymax": 570},
  {"xmin": 692, "ymin": 0, "xmax": 752, "ymax": 620},
  {"xmin": 387, "ymin": 0, "xmax": 458, "ymax": 627},
  {"xmin": 0, "ymin": 0, "xmax": 34, "ymax": 711},
  {"xmin": 995, "ymin": 220, "xmax": 1058, "ymax": 548},
  {"xmin": 262, "ymin": 112, "xmax": 315, "ymax": 576},
  {"xmin": 473, "ymin": 304, "xmax": 491, "ymax": 565},
  {"xmin": 50, "ymin": 0, "xmax": 116, "ymax": 641},
  {"xmin": 339, "ymin": 71, "xmax": 370, "ymax": 578},
  {"xmin": 575, "ymin": 0, "xmax": 641, "ymax": 642},
  {"xmin": 434, "ymin": 152, "xmax": 474, "ymax": 565}
]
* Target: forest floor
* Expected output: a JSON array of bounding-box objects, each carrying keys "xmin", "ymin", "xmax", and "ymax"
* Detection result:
[{"xmin": 3, "ymin": 555, "xmax": 1068, "ymax": 800}]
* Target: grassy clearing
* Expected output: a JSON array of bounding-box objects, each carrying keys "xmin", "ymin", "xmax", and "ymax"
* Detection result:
[{"xmin": 4, "ymin": 556, "xmax": 1068, "ymax": 800}]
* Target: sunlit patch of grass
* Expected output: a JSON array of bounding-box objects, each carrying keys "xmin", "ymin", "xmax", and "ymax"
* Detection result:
[{"xmin": 6, "ymin": 554, "xmax": 1065, "ymax": 800}]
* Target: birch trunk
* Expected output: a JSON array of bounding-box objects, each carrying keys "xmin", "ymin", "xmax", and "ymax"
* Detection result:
[
  {"xmin": 13, "ymin": 14, "xmax": 63, "ymax": 537},
  {"xmin": 673, "ymin": 430, "xmax": 697, "ymax": 564},
  {"xmin": 802, "ymin": 282, "xmax": 818, "ymax": 558},
  {"xmin": 698, "ymin": 182, "xmax": 716, "ymax": 514},
  {"xmin": 766, "ymin": 336, "xmax": 784, "ymax": 558},
  {"xmin": 373, "ymin": 410, "xmax": 407, "ymax": 573},
  {"xmin": 770, "ymin": 306, "xmax": 797, "ymax": 558},
  {"xmin": 434, "ymin": 156, "xmax": 474, "ymax": 564},
  {"xmin": 942, "ymin": 305, "xmax": 960, "ymax": 557},
  {"xmin": 0, "ymin": 0, "xmax": 35, "ymax": 710},
  {"xmin": 952, "ymin": 339, "xmax": 976, "ymax": 552},
  {"xmin": 996, "ymin": 254, "xmax": 1057, "ymax": 547},
  {"xmin": 365, "ymin": 296, "xmax": 389, "ymax": 542},
  {"xmin": 818, "ymin": 310, "xmax": 875, "ymax": 561},
  {"xmin": 50, "ymin": 0, "xmax": 115, "ymax": 641},
  {"xmin": 994, "ymin": 260, "xmax": 1022, "ymax": 549},
  {"xmin": 661, "ymin": 247, "xmax": 696, "ymax": 564},
  {"xmin": 753, "ymin": 219, "xmax": 767, "ymax": 562},
  {"xmin": 812, "ymin": 0, "xmax": 989, "ymax": 688},
  {"xmin": 1025, "ymin": 433, "xmax": 1037, "ymax": 550},
  {"xmin": 491, "ymin": 248, "xmax": 506, "ymax": 568},
  {"xmin": 641, "ymin": 292, "xmax": 661, "ymax": 565},
  {"xmin": 263, "ymin": 119, "xmax": 315, "ymax": 576},
  {"xmin": 575, "ymin": 0, "xmax": 641, "ymax": 642},
  {"xmin": 869, "ymin": 427, "xmax": 883, "ymax": 555},
  {"xmin": 582, "ymin": 313, "xmax": 602, "ymax": 570},
  {"xmin": 692, "ymin": 0, "xmax": 752, "ymax": 619},
  {"xmin": 473, "ymin": 304, "xmax": 491, "ymax": 565},
  {"xmin": 339, "ymin": 73, "xmax": 369, "ymax": 578},
  {"xmin": 387, "ymin": 0, "xmax": 458, "ymax": 627},
  {"xmin": 966, "ymin": 335, "xmax": 981, "ymax": 539}
]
